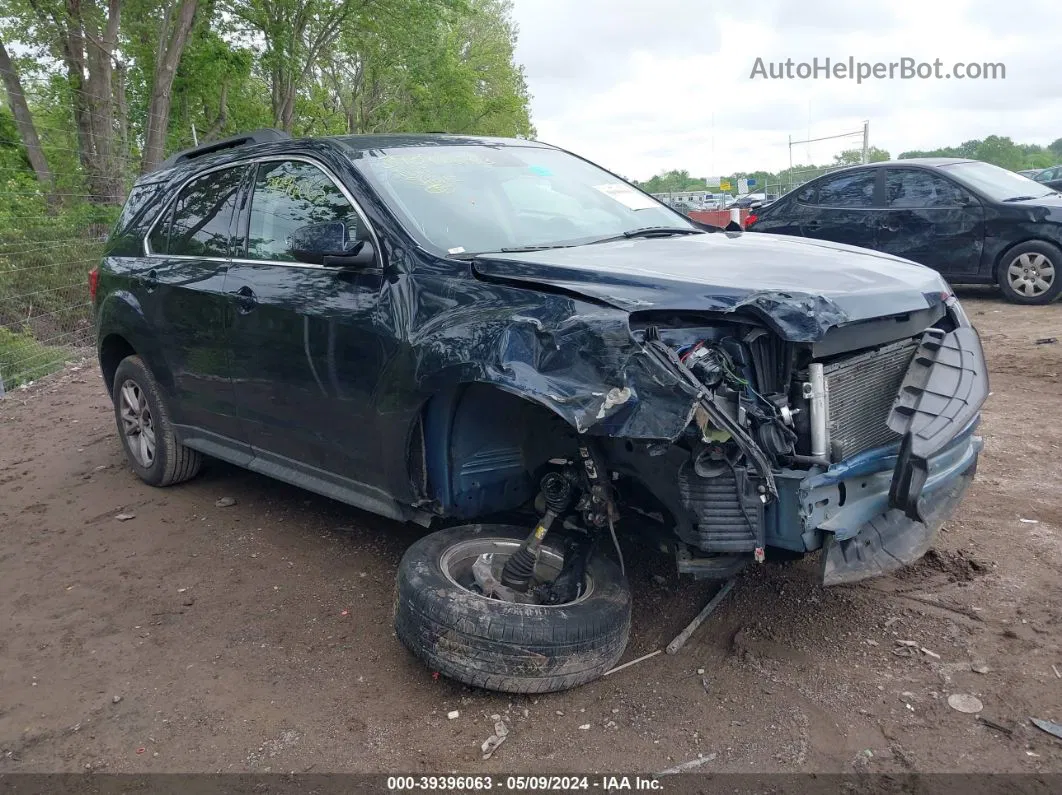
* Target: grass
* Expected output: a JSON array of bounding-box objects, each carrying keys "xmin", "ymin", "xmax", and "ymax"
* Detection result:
[
  {"xmin": 0, "ymin": 204, "xmax": 115, "ymax": 393},
  {"xmin": 0, "ymin": 326, "xmax": 70, "ymax": 392}
]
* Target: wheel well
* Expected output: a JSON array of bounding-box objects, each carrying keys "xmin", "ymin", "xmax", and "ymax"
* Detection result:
[
  {"xmin": 994, "ymin": 237, "xmax": 1062, "ymax": 276},
  {"xmin": 419, "ymin": 383, "xmax": 577, "ymax": 519},
  {"xmin": 99, "ymin": 334, "xmax": 136, "ymax": 394}
]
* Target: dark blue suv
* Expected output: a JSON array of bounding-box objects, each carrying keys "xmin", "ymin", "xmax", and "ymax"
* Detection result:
[{"xmin": 93, "ymin": 130, "xmax": 988, "ymax": 692}]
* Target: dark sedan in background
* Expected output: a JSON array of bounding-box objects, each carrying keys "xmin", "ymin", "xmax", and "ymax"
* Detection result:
[
  {"xmin": 1033, "ymin": 165, "xmax": 1062, "ymax": 193},
  {"xmin": 747, "ymin": 158, "xmax": 1062, "ymax": 304}
]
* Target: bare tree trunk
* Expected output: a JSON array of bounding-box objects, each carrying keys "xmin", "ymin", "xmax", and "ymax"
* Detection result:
[
  {"xmin": 0, "ymin": 36, "xmax": 55, "ymax": 201},
  {"xmin": 141, "ymin": 0, "xmax": 198, "ymax": 173},
  {"xmin": 203, "ymin": 82, "xmax": 229, "ymax": 140}
]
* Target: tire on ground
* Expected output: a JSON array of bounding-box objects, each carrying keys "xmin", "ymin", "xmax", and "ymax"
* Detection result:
[
  {"xmin": 112, "ymin": 355, "xmax": 202, "ymax": 487},
  {"xmin": 394, "ymin": 524, "xmax": 631, "ymax": 693},
  {"xmin": 996, "ymin": 239, "xmax": 1062, "ymax": 305}
]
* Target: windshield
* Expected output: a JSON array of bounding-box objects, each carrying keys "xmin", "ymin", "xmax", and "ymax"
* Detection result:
[
  {"xmin": 938, "ymin": 160, "xmax": 1057, "ymax": 201},
  {"xmin": 354, "ymin": 144, "xmax": 694, "ymax": 256}
]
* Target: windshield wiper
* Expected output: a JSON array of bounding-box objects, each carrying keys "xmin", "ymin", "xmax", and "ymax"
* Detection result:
[
  {"xmin": 1002, "ymin": 195, "xmax": 1038, "ymax": 202},
  {"xmin": 450, "ymin": 243, "xmax": 577, "ymax": 260},
  {"xmin": 587, "ymin": 227, "xmax": 705, "ymax": 245},
  {"xmin": 621, "ymin": 226, "xmax": 704, "ymax": 239}
]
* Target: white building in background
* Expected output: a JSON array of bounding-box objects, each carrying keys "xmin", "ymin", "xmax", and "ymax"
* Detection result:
[{"xmin": 649, "ymin": 191, "xmax": 729, "ymax": 210}]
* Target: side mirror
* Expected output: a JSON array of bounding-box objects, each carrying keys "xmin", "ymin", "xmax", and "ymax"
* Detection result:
[{"xmin": 289, "ymin": 221, "xmax": 376, "ymax": 268}]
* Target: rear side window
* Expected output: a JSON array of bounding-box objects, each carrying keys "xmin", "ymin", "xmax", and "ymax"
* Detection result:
[
  {"xmin": 151, "ymin": 166, "xmax": 245, "ymax": 256},
  {"xmin": 246, "ymin": 160, "xmax": 363, "ymax": 262},
  {"xmin": 814, "ymin": 171, "xmax": 877, "ymax": 207}
]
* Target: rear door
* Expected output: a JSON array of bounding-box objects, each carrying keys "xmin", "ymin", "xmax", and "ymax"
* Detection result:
[
  {"xmin": 798, "ymin": 169, "xmax": 881, "ymax": 250},
  {"xmin": 225, "ymin": 157, "xmax": 390, "ymax": 489},
  {"xmin": 143, "ymin": 165, "xmax": 248, "ymax": 443},
  {"xmin": 877, "ymin": 167, "xmax": 984, "ymax": 278}
]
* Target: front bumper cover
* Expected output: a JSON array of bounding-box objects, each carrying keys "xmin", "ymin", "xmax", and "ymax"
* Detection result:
[
  {"xmin": 886, "ymin": 325, "xmax": 988, "ymax": 520},
  {"xmin": 812, "ymin": 320, "xmax": 988, "ymax": 585}
]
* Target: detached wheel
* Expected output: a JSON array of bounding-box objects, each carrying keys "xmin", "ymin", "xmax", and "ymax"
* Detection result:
[
  {"xmin": 394, "ymin": 524, "xmax": 631, "ymax": 693},
  {"xmin": 997, "ymin": 241, "xmax": 1061, "ymax": 304},
  {"xmin": 112, "ymin": 355, "xmax": 202, "ymax": 486}
]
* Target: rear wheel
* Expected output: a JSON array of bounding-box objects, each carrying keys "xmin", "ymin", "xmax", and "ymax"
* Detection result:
[
  {"xmin": 112, "ymin": 356, "xmax": 202, "ymax": 486},
  {"xmin": 394, "ymin": 524, "xmax": 631, "ymax": 693},
  {"xmin": 997, "ymin": 241, "xmax": 1061, "ymax": 304}
]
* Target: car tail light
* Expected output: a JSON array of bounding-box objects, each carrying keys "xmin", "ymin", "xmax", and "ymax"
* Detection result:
[
  {"xmin": 745, "ymin": 213, "xmax": 758, "ymax": 227},
  {"xmin": 88, "ymin": 267, "xmax": 99, "ymax": 301}
]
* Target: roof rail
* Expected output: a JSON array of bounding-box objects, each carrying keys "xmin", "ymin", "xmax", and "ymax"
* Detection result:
[{"xmin": 156, "ymin": 128, "xmax": 292, "ymax": 172}]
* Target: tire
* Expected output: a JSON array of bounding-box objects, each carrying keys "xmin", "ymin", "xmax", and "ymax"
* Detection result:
[
  {"xmin": 394, "ymin": 524, "xmax": 631, "ymax": 693},
  {"xmin": 111, "ymin": 355, "xmax": 202, "ymax": 487},
  {"xmin": 996, "ymin": 240, "xmax": 1062, "ymax": 305}
]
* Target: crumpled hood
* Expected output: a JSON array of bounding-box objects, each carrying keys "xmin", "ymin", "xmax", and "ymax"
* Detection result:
[{"xmin": 473, "ymin": 232, "xmax": 951, "ymax": 342}]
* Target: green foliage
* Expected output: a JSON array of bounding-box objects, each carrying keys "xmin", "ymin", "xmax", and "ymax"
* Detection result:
[
  {"xmin": 0, "ymin": 0, "xmax": 534, "ymax": 389},
  {"xmin": 834, "ymin": 146, "xmax": 890, "ymax": 165},
  {"xmin": 0, "ymin": 326, "xmax": 69, "ymax": 389},
  {"xmin": 899, "ymin": 135, "xmax": 1061, "ymax": 170},
  {"xmin": 638, "ymin": 133, "xmax": 1062, "ymax": 197}
]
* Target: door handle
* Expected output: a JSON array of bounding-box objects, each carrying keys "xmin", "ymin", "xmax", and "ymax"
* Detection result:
[
  {"xmin": 804, "ymin": 220, "xmax": 822, "ymax": 231},
  {"xmin": 228, "ymin": 285, "xmax": 258, "ymax": 312},
  {"xmin": 880, "ymin": 220, "xmax": 901, "ymax": 232}
]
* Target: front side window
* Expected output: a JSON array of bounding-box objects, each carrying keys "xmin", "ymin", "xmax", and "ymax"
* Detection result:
[
  {"xmin": 247, "ymin": 160, "xmax": 363, "ymax": 262},
  {"xmin": 885, "ymin": 169, "xmax": 968, "ymax": 208},
  {"xmin": 354, "ymin": 145, "xmax": 693, "ymax": 256},
  {"xmin": 163, "ymin": 167, "xmax": 245, "ymax": 257},
  {"xmin": 814, "ymin": 170, "xmax": 877, "ymax": 207}
]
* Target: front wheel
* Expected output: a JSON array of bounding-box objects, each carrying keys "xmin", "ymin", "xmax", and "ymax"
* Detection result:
[
  {"xmin": 394, "ymin": 524, "xmax": 631, "ymax": 693},
  {"xmin": 997, "ymin": 241, "xmax": 1061, "ymax": 304}
]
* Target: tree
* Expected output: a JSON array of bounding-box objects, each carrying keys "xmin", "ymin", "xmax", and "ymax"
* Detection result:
[
  {"xmin": 140, "ymin": 0, "xmax": 198, "ymax": 173},
  {"xmin": 14, "ymin": 0, "xmax": 130, "ymax": 203},
  {"xmin": 833, "ymin": 146, "xmax": 890, "ymax": 166},
  {"xmin": 223, "ymin": 0, "xmax": 363, "ymax": 133},
  {"xmin": 0, "ymin": 35, "xmax": 54, "ymax": 199}
]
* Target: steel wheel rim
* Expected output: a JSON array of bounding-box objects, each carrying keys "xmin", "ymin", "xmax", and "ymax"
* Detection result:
[
  {"xmin": 439, "ymin": 537, "xmax": 595, "ymax": 607},
  {"xmin": 1007, "ymin": 252, "xmax": 1055, "ymax": 297},
  {"xmin": 119, "ymin": 379, "xmax": 156, "ymax": 467}
]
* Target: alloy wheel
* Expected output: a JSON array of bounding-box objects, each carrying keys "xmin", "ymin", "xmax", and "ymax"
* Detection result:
[{"xmin": 118, "ymin": 379, "xmax": 156, "ymax": 467}]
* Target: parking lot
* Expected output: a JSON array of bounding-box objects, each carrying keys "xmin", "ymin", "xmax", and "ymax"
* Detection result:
[{"xmin": 0, "ymin": 287, "xmax": 1060, "ymax": 774}]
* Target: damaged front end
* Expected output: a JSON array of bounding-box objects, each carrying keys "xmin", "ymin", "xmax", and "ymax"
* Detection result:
[{"xmin": 602, "ymin": 294, "xmax": 989, "ymax": 586}]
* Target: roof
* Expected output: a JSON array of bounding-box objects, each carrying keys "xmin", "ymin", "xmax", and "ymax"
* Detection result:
[
  {"xmin": 842, "ymin": 157, "xmax": 976, "ymax": 169},
  {"xmin": 331, "ymin": 133, "xmax": 551, "ymax": 155},
  {"xmin": 140, "ymin": 131, "xmax": 551, "ymax": 186}
]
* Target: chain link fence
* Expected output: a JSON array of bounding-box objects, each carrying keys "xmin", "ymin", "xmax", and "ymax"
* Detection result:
[{"xmin": 0, "ymin": 213, "xmax": 111, "ymax": 396}]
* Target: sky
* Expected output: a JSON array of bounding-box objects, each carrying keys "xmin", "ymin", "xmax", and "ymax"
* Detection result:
[{"xmin": 509, "ymin": 0, "xmax": 1062, "ymax": 182}]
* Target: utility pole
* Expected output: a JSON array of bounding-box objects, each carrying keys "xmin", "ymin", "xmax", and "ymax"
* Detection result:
[
  {"xmin": 862, "ymin": 120, "xmax": 869, "ymax": 164},
  {"xmin": 788, "ymin": 134, "xmax": 793, "ymax": 192}
]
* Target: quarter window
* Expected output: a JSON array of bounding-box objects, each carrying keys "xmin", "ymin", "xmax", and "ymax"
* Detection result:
[
  {"xmin": 814, "ymin": 171, "xmax": 877, "ymax": 207},
  {"xmin": 163, "ymin": 167, "xmax": 245, "ymax": 257},
  {"xmin": 247, "ymin": 161, "xmax": 362, "ymax": 262}
]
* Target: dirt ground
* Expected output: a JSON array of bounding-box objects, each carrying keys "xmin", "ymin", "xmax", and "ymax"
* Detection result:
[{"xmin": 1, "ymin": 286, "xmax": 1061, "ymax": 776}]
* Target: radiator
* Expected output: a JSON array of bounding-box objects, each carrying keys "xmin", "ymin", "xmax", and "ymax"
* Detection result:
[
  {"xmin": 822, "ymin": 336, "xmax": 920, "ymax": 461},
  {"xmin": 678, "ymin": 463, "xmax": 764, "ymax": 553}
]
